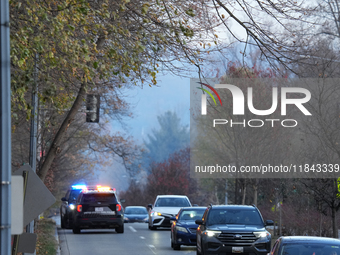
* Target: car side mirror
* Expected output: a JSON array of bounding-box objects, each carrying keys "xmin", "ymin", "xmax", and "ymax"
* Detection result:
[
  {"xmin": 170, "ymin": 216, "xmax": 177, "ymax": 224},
  {"xmin": 265, "ymin": 220, "xmax": 274, "ymax": 226},
  {"xmin": 147, "ymin": 204, "xmax": 153, "ymax": 209},
  {"xmin": 61, "ymin": 197, "xmax": 67, "ymax": 202},
  {"xmin": 195, "ymin": 219, "xmax": 204, "ymax": 225},
  {"xmin": 120, "ymin": 199, "xmax": 125, "ymax": 203}
]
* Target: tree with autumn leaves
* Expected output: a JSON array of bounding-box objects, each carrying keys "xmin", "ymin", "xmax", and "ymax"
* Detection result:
[
  {"xmin": 121, "ymin": 147, "xmax": 215, "ymax": 206},
  {"xmin": 10, "ymin": 0, "xmax": 224, "ymax": 183}
]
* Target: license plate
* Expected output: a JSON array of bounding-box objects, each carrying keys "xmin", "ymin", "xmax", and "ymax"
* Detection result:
[
  {"xmin": 232, "ymin": 247, "xmax": 243, "ymax": 253},
  {"xmin": 95, "ymin": 207, "xmax": 104, "ymax": 212}
]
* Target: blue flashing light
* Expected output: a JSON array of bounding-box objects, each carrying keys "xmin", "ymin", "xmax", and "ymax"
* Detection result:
[{"xmin": 71, "ymin": 184, "xmax": 87, "ymax": 190}]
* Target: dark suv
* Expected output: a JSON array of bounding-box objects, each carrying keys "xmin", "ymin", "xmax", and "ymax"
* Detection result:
[
  {"xmin": 60, "ymin": 185, "xmax": 86, "ymax": 229},
  {"xmin": 195, "ymin": 205, "xmax": 273, "ymax": 255},
  {"xmin": 71, "ymin": 187, "xmax": 125, "ymax": 234}
]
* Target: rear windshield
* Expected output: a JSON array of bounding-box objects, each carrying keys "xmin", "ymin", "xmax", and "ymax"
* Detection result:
[
  {"xmin": 208, "ymin": 209, "xmax": 263, "ymax": 226},
  {"xmin": 155, "ymin": 197, "xmax": 191, "ymax": 207},
  {"xmin": 125, "ymin": 207, "xmax": 148, "ymax": 214},
  {"xmin": 281, "ymin": 243, "xmax": 340, "ymax": 255},
  {"xmin": 81, "ymin": 193, "xmax": 117, "ymax": 204}
]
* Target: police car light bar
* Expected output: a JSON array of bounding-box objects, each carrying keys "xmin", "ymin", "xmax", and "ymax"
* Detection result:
[
  {"xmin": 71, "ymin": 184, "xmax": 87, "ymax": 190},
  {"xmin": 96, "ymin": 185, "xmax": 111, "ymax": 192}
]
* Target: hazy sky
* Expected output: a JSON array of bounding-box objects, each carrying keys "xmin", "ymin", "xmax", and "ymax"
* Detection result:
[
  {"xmin": 96, "ymin": 73, "xmax": 192, "ymax": 191},
  {"xmin": 121, "ymin": 73, "xmax": 191, "ymax": 143}
]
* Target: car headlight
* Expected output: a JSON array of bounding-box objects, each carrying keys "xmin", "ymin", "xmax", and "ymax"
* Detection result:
[
  {"xmin": 205, "ymin": 230, "xmax": 221, "ymax": 237},
  {"xmin": 151, "ymin": 211, "xmax": 162, "ymax": 216},
  {"xmin": 69, "ymin": 204, "xmax": 76, "ymax": 210},
  {"xmin": 124, "ymin": 217, "xmax": 129, "ymax": 221},
  {"xmin": 254, "ymin": 231, "xmax": 270, "ymax": 240},
  {"xmin": 176, "ymin": 226, "xmax": 188, "ymax": 233},
  {"xmin": 143, "ymin": 217, "xmax": 148, "ymax": 221}
]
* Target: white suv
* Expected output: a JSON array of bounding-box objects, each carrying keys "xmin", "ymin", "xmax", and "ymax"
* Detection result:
[{"xmin": 148, "ymin": 195, "xmax": 192, "ymax": 230}]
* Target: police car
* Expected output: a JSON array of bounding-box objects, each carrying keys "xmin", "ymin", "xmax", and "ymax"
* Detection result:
[{"xmin": 71, "ymin": 185, "xmax": 125, "ymax": 234}]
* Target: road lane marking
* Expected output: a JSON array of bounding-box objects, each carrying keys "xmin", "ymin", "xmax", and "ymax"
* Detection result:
[
  {"xmin": 129, "ymin": 226, "xmax": 137, "ymax": 232},
  {"xmin": 148, "ymin": 244, "xmax": 156, "ymax": 254},
  {"xmin": 140, "ymin": 236, "xmax": 145, "ymax": 239}
]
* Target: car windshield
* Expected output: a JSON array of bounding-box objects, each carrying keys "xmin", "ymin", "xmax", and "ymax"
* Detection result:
[
  {"xmin": 125, "ymin": 207, "xmax": 148, "ymax": 214},
  {"xmin": 280, "ymin": 243, "xmax": 340, "ymax": 255},
  {"xmin": 69, "ymin": 190, "xmax": 82, "ymax": 202},
  {"xmin": 208, "ymin": 209, "xmax": 263, "ymax": 225},
  {"xmin": 178, "ymin": 209, "xmax": 205, "ymax": 221},
  {"xmin": 155, "ymin": 198, "xmax": 191, "ymax": 207},
  {"xmin": 82, "ymin": 193, "xmax": 117, "ymax": 204}
]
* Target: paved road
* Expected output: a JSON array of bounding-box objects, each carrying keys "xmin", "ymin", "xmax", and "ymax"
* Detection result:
[{"xmin": 57, "ymin": 223, "xmax": 197, "ymax": 255}]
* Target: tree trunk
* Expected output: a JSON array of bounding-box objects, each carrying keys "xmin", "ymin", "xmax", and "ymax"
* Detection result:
[
  {"xmin": 332, "ymin": 206, "xmax": 337, "ymax": 238},
  {"xmin": 215, "ymin": 185, "xmax": 219, "ymax": 204},
  {"xmin": 37, "ymin": 82, "xmax": 87, "ymax": 181},
  {"xmin": 242, "ymin": 180, "xmax": 246, "ymax": 205},
  {"xmin": 253, "ymin": 179, "xmax": 258, "ymax": 206},
  {"xmin": 235, "ymin": 178, "xmax": 239, "ymax": 204}
]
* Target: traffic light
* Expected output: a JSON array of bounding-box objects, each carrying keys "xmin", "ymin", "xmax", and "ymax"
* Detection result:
[{"xmin": 86, "ymin": 94, "xmax": 100, "ymax": 123}]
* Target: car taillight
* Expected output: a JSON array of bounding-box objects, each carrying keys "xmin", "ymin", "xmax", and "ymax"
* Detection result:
[
  {"xmin": 116, "ymin": 204, "xmax": 121, "ymax": 212},
  {"xmin": 77, "ymin": 205, "xmax": 82, "ymax": 212}
]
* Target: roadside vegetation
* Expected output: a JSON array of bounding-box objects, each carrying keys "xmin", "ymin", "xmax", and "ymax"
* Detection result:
[{"xmin": 35, "ymin": 219, "xmax": 58, "ymax": 255}]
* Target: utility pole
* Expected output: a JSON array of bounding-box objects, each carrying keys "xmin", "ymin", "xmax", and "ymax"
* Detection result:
[
  {"xmin": 0, "ymin": 1, "xmax": 12, "ymax": 254},
  {"xmin": 24, "ymin": 54, "xmax": 38, "ymax": 255}
]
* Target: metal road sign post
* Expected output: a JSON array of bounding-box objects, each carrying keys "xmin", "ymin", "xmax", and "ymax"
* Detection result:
[{"xmin": 0, "ymin": 0, "xmax": 12, "ymax": 254}]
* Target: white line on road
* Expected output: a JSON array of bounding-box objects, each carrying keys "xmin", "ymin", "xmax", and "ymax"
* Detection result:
[
  {"xmin": 140, "ymin": 236, "xmax": 145, "ymax": 239},
  {"xmin": 148, "ymin": 244, "xmax": 156, "ymax": 254},
  {"xmin": 129, "ymin": 226, "xmax": 137, "ymax": 232},
  {"xmin": 149, "ymin": 244, "xmax": 156, "ymax": 254}
]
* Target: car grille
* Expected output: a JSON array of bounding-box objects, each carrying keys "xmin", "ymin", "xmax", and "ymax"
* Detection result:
[
  {"xmin": 189, "ymin": 228, "xmax": 197, "ymax": 234},
  {"xmin": 217, "ymin": 232, "xmax": 257, "ymax": 244}
]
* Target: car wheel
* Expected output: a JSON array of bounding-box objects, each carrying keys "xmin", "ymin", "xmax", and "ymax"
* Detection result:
[
  {"xmin": 72, "ymin": 226, "xmax": 81, "ymax": 234},
  {"xmin": 116, "ymin": 224, "xmax": 124, "ymax": 233},
  {"xmin": 149, "ymin": 223, "xmax": 157, "ymax": 230},
  {"xmin": 173, "ymin": 243, "xmax": 180, "ymax": 250},
  {"xmin": 171, "ymin": 234, "xmax": 180, "ymax": 250}
]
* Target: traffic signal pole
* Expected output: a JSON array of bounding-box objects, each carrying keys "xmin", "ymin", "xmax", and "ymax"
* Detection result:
[
  {"xmin": 0, "ymin": 0, "xmax": 12, "ymax": 254},
  {"xmin": 24, "ymin": 54, "xmax": 38, "ymax": 255}
]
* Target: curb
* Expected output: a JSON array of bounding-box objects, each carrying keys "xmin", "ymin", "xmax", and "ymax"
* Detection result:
[
  {"xmin": 55, "ymin": 226, "xmax": 61, "ymax": 255},
  {"xmin": 50, "ymin": 215, "xmax": 61, "ymax": 255}
]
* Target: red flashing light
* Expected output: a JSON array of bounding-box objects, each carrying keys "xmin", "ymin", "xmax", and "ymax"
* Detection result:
[
  {"xmin": 77, "ymin": 205, "xmax": 82, "ymax": 212},
  {"xmin": 116, "ymin": 204, "xmax": 122, "ymax": 212}
]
